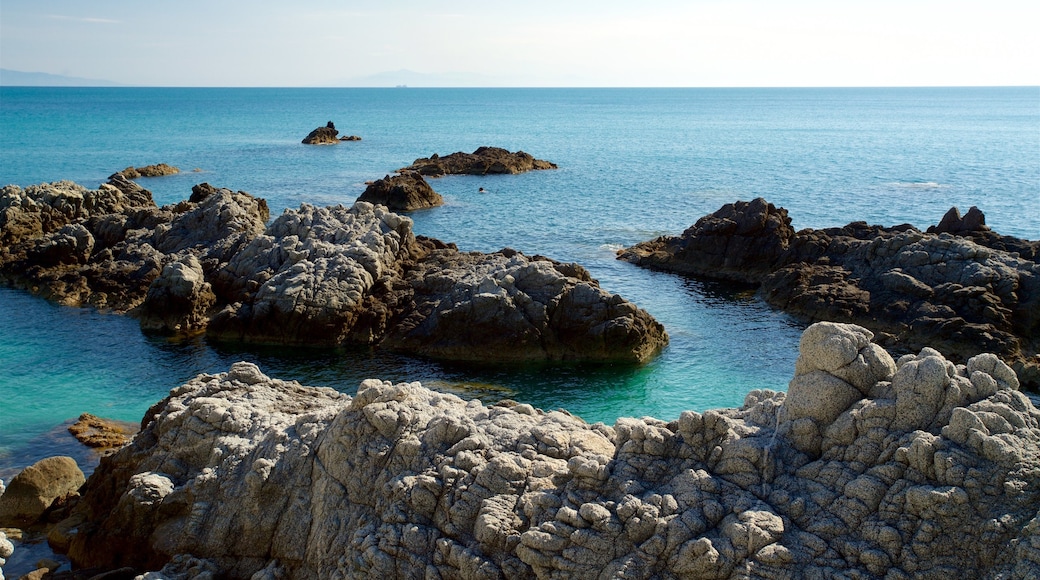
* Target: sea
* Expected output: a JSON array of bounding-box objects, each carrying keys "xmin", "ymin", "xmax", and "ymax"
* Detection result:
[{"xmin": 1, "ymin": 86, "xmax": 1038, "ymax": 480}]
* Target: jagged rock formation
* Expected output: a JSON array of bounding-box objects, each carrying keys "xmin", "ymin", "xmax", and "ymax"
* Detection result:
[
  {"xmin": 112, "ymin": 164, "xmax": 180, "ymax": 179},
  {"xmin": 619, "ymin": 198, "xmax": 1040, "ymax": 389},
  {"xmin": 301, "ymin": 121, "xmax": 340, "ymax": 145},
  {"xmin": 356, "ymin": 172, "xmax": 444, "ymax": 211},
  {"xmin": 0, "ymin": 179, "xmax": 666, "ymax": 363},
  {"xmin": 0, "ymin": 179, "xmax": 268, "ymax": 311},
  {"xmin": 57, "ymin": 322, "xmax": 1040, "ymax": 578},
  {"xmin": 399, "ymin": 147, "xmax": 558, "ymax": 177}
]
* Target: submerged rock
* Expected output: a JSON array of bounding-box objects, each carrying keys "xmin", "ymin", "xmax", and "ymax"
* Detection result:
[
  {"xmin": 399, "ymin": 146, "xmax": 558, "ymax": 176},
  {"xmin": 356, "ymin": 172, "xmax": 444, "ymax": 211},
  {"xmin": 58, "ymin": 323, "xmax": 1040, "ymax": 578},
  {"xmin": 620, "ymin": 199, "xmax": 1040, "ymax": 389},
  {"xmin": 0, "ymin": 179, "xmax": 666, "ymax": 363}
]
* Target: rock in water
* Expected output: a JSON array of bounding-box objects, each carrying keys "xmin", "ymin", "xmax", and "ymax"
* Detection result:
[
  {"xmin": 112, "ymin": 164, "xmax": 180, "ymax": 179},
  {"xmin": 60, "ymin": 325, "xmax": 1040, "ymax": 578},
  {"xmin": 2, "ymin": 180, "xmax": 664, "ymax": 363},
  {"xmin": 399, "ymin": 146, "xmax": 558, "ymax": 176},
  {"xmin": 301, "ymin": 123, "xmax": 340, "ymax": 144},
  {"xmin": 620, "ymin": 198, "xmax": 1040, "ymax": 389},
  {"xmin": 0, "ymin": 456, "xmax": 85, "ymax": 528},
  {"xmin": 356, "ymin": 172, "xmax": 444, "ymax": 211}
]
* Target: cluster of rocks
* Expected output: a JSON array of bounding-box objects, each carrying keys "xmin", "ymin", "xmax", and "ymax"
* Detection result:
[
  {"xmin": 357, "ymin": 172, "xmax": 444, "ymax": 211},
  {"xmin": 301, "ymin": 122, "xmax": 360, "ymax": 144},
  {"xmin": 0, "ymin": 178, "xmax": 667, "ymax": 363},
  {"xmin": 399, "ymin": 147, "xmax": 558, "ymax": 177},
  {"xmin": 5, "ymin": 322, "xmax": 1029, "ymax": 578},
  {"xmin": 619, "ymin": 198, "xmax": 1040, "ymax": 389},
  {"xmin": 112, "ymin": 164, "xmax": 180, "ymax": 179}
]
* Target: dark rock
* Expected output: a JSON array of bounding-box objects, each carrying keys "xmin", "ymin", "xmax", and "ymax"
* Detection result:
[
  {"xmin": 110, "ymin": 164, "xmax": 180, "ymax": 179},
  {"xmin": 620, "ymin": 200, "xmax": 1040, "ymax": 388},
  {"xmin": 399, "ymin": 146, "xmax": 557, "ymax": 177},
  {"xmin": 339, "ymin": 135, "xmax": 362, "ymax": 141},
  {"xmin": 619, "ymin": 198, "xmax": 794, "ymax": 284},
  {"xmin": 356, "ymin": 172, "xmax": 443, "ymax": 211},
  {"xmin": 302, "ymin": 124, "xmax": 339, "ymax": 144}
]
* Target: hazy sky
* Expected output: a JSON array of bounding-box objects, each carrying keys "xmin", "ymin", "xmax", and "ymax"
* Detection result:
[{"xmin": 2, "ymin": 0, "xmax": 1037, "ymax": 87}]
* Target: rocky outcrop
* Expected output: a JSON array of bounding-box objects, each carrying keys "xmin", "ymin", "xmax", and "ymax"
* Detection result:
[
  {"xmin": 0, "ymin": 456, "xmax": 84, "ymax": 528},
  {"xmin": 620, "ymin": 199, "xmax": 1040, "ymax": 389},
  {"xmin": 356, "ymin": 172, "xmax": 444, "ymax": 211},
  {"xmin": 0, "ymin": 179, "xmax": 268, "ymax": 311},
  {"xmin": 399, "ymin": 146, "xmax": 558, "ymax": 177},
  {"xmin": 301, "ymin": 121, "xmax": 340, "ymax": 145},
  {"xmin": 58, "ymin": 323, "xmax": 1040, "ymax": 578},
  {"xmin": 1, "ymin": 180, "xmax": 666, "ymax": 363},
  {"xmin": 112, "ymin": 164, "xmax": 180, "ymax": 179}
]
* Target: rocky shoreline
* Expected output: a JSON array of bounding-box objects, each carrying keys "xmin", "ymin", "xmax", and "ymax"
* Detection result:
[
  {"xmin": 0, "ymin": 177, "xmax": 666, "ymax": 363},
  {"xmin": 1, "ymin": 321, "xmax": 1037, "ymax": 578},
  {"xmin": 619, "ymin": 198, "xmax": 1040, "ymax": 390}
]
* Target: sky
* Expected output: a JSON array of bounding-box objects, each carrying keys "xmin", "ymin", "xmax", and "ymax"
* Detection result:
[{"xmin": 1, "ymin": 0, "xmax": 1037, "ymax": 87}]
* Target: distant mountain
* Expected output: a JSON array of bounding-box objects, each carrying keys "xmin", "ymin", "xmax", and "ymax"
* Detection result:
[
  {"xmin": 336, "ymin": 69, "xmax": 503, "ymax": 88},
  {"xmin": 1, "ymin": 68, "xmax": 119, "ymax": 87}
]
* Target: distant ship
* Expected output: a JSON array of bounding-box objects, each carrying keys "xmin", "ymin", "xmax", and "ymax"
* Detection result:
[{"xmin": 395, "ymin": 84, "xmax": 408, "ymax": 88}]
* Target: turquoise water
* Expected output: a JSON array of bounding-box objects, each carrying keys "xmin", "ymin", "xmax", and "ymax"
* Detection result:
[{"xmin": 1, "ymin": 87, "xmax": 1038, "ymax": 476}]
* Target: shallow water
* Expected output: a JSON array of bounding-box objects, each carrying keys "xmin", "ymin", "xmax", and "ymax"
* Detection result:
[{"xmin": 0, "ymin": 86, "xmax": 1037, "ymax": 476}]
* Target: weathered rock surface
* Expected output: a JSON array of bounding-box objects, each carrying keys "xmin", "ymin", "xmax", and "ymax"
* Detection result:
[
  {"xmin": 356, "ymin": 172, "xmax": 444, "ymax": 211},
  {"xmin": 399, "ymin": 146, "xmax": 557, "ymax": 177},
  {"xmin": 301, "ymin": 121, "xmax": 340, "ymax": 145},
  {"xmin": 112, "ymin": 164, "xmax": 180, "ymax": 179},
  {"xmin": 0, "ymin": 456, "xmax": 84, "ymax": 528},
  {"xmin": 0, "ymin": 179, "xmax": 268, "ymax": 311},
  {"xmin": 1, "ymin": 180, "xmax": 666, "ymax": 363},
  {"xmin": 58, "ymin": 323, "xmax": 1040, "ymax": 578},
  {"xmin": 67, "ymin": 414, "xmax": 137, "ymax": 451},
  {"xmin": 620, "ymin": 198, "xmax": 1040, "ymax": 389}
]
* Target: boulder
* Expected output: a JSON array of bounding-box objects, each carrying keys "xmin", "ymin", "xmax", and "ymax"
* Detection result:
[
  {"xmin": 399, "ymin": 146, "xmax": 558, "ymax": 176},
  {"xmin": 0, "ymin": 456, "xmax": 84, "ymax": 528},
  {"xmin": 59, "ymin": 324, "xmax": 1040, "ymax": 578},
  {"xmin": 356, "ymin": 172, "xmax": 444, "ymax": 211},
  {"xmin": 621, "ymin": 200, "xmax": 1040, "ymax": 389},
  {"xmin": 301, "ymin": 121, "xmax": 339, "ymax": 145}
]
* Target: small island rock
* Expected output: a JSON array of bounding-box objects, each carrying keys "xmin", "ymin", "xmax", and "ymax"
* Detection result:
[
  {"xmin": 399, "ymin": 146, "xmax": 558, "ymax": 176},
  {"xmin": 356, "ymin": 172, "xmax": 444, "ymax": 211},
  {"xmin": 111, "ymin": 164, "xmax": 180, "ymax": 179},
  {"xmin": 301, "ymin": 121, "xmax": 340, "ymax": 144}
]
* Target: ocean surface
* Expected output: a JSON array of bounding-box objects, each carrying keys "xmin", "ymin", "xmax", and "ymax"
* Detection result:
[{"xmin": 1, "ymin": 86, "xmax": 1038, "ymax": 479}]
